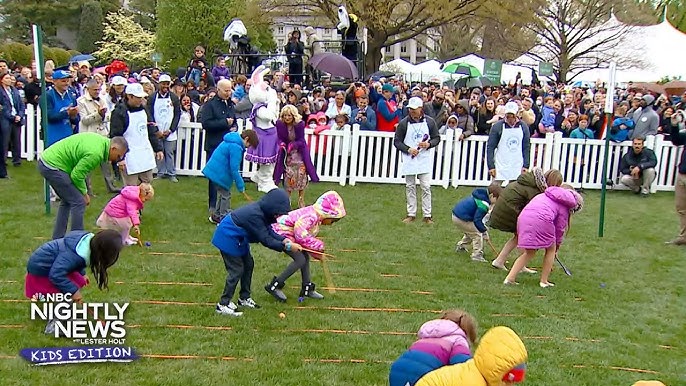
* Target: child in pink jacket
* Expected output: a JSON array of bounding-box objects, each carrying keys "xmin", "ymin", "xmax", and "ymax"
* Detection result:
[
  {"xmin": 504, "ymin": 185, "xmax": 583, "ymax": 288},
  {"xmin": 389, "ymin": 309, "xmax": 478, "ymax": 386},
  {"xmin": 265, "ymin": 191, "xmax": 346, "ymax": 302},
  {"xmin": 96, "ymin": 183, "xmax": 155, "ymax": 245}
]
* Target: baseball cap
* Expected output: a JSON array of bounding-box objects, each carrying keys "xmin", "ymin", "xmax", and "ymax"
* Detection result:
[
  {"xmin": 110, "ymin": 76, "xmax": 127, "ymax": 86},
  {"xmin": 159, "ymin": 74, "xmax": 172, "ymax": 83},
  {"xmin": 504, "ymin": 102, "xmax": 519, "ymax": 115},
  {"xmin": 381, "ymin": 83, "xmax": 394, "ymax": 93},
  {"xmin": 52, "ymin": 70, "xmax": 71, "ymax": 80},
  {"xmin": 139, "ymin": 76, "xmax": 151, "ymax": 84},
  {"xmin": 407, "ymin": 97, "xmax": 423, "ymax": 110},
  {"xmin": 125, "ymin": 83, "xmax": 148, "ymax": 98}
]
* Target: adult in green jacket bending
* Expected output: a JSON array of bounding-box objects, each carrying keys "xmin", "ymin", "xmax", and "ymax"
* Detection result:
[
  {"xmin": 38, "ymin": 133, "xmax": 128, "ymax": 239},
  {"xmin": 489, "ymin": 168, "xmax": 563, "ymax": 271}
]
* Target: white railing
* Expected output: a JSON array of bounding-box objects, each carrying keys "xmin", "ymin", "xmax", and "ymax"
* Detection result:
[{"xmin": 19, "ymin": 104, "xmax": 685, "ymax": 191}]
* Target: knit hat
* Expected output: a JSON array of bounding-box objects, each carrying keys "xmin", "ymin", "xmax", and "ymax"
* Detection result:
[
  {"xmin": 642, "ymin": 94, "xmax": 655, "ymax": 106},
  {"xmin": 532, "ymin": 167, "xmax": 547, "ymax": 192},
  {"xmin": 571, "ymin": 190, "xmax": 584, "ymax": 213},
  {"xmin": 313, "ymin": 191, "xmax": 346, "ymax": 219}
]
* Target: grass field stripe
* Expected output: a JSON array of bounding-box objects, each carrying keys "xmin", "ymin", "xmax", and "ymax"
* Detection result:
[
  {"xmin": 140, "ymin": 354, "xmax": 253, "ymax": 361},
  {"xmin": 336, "ymin": 249, "xmax": 378, "ymax": 253},
  {"xmin": 380, "ymin": 274, "xmax": 401, "ymax": 277},
  {"xmin": 303, "ymin": 358, "xmax": 392, "ymax": 364},
  {"xmin": 114, "ymin": 281, "xmax": 213, "ymax": 286},
  {"xmin": 571, "ymin": 364, "xmax": 660, "ymax": 374},
  {"xmin": 0, "ymin": 280, "xmax": 18, "ymax": 283},
  {"xmin": 282, "ymin": 328, "xmax": 414, "ymax": 336},
  {"xmin": 0, "ymin": 325, "xmax": 23, "ymax": 328}
]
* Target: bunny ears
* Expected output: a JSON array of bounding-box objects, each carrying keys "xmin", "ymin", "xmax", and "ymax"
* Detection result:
[{"xmin": 251, "ymin": 65, "xmax": 270, "ymax": 85}]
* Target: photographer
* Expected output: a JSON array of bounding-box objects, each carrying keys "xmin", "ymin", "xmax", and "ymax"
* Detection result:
[
  {"xmin": 352, "ymin": 95, "xmax": 376, "ymax": 131},
  {"xmin": 284, "ymin": 30, "xmax": 305, "ymax": 86}
]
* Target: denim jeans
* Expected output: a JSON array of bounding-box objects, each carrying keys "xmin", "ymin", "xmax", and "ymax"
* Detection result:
[
  {"xmin": 38, "ymin": 160, "xmax": 86, "ymax": 239},
  {"xmin": 189, "ymin": 68, "xmax": 201, "ymax": 87}
]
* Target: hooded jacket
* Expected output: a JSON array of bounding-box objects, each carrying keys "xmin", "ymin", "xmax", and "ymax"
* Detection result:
[
  {"xmin": 452, "ymin": 188, "xmax": 491, "ymax": 233},
  {"xmin": 26, "ymin": 231, "xmax": 93, "ymax": 294},
  {"xmin": 438, "ymin": 115, "xmax": 458, "ymax": 135},
  {"xmin": 631, "ymin": 95, "xmax": 659, "ymax": 140},
  {"xmin": 416, "ymin": 326, "xmax": 528, "ymax": 386},
  {"xmin": 488, "ymin": 169, "xmax": 547, "ymax": 233},
  {"xmin": 517, "ymin": 186, "xmax": 582, "ymax": 250},
  {"xmin": 212, "ymin": 189, "xmax": 291, "ymax": 256},
  {"xmin": 103, "ymin": 185, "xmax": 144, "ymax": 225},
  {"xmin": 202, "ymin": 132, "xmax": 247, "ymax": 192},
  {"xmin": 389, "ymin": 319, "xmax": 472, "ymax": 386},
  {"xmin": 272, "ymin": 191, "xmax": 346, "ymax": 252}
]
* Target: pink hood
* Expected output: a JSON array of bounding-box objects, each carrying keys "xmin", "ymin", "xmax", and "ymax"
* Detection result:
[
  {"xmin": 418, "ymin": 319, "xmax": 466, "ymax": 340},
  {"xmin": 543, "ymin": 187, "xmax": 581, "ymax": 210},
  {"xmin": 103, "ymin": 186, "xmax": 144, "ymax": 225}
]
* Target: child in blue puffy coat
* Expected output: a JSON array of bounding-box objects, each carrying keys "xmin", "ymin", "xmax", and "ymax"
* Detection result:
[{"xmin": 452, "ymin": 183, "xmax": 501, "ymax": 262}]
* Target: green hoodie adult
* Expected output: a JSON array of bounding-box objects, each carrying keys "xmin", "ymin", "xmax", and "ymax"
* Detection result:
[
  {"xmin": 40, "ymin": 132, "xmax": 111, "ymax": 195},
  {"xmin": 487, "ymin": 170, "xmax": 547, "ymax": 233}
]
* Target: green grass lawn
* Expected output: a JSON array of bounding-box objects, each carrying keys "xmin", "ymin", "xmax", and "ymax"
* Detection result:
[{"xmin": 0, "ymin": 162, "xmax": 684, "ymax": 386}]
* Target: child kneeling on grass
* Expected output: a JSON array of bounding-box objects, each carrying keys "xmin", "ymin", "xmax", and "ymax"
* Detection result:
[
  {"xmin": 96, "ymin": 183, "xmax": 154, "ymax": 245},
  {"xmin": 504, "ymin": 184, "xmax": 583, "ymax": 288},
  {"xmin": 415, "ymin": 326, "xmax": 527, "ymax": 386},
  {"xmin": 203, "ymin": 130, "xmax": 259, "ymax": 224},
  {"xmin": 211, "ymin": 188, "xmax": 298, "ymax": 316},
  {"xmin": 265, "ymin": 191, "xmax": 346, "ymax": 302},
  {"xmin": 389, "ymin": 309, "xmax": 477, "ymax": 386},
  {"xmin": 25, "ymin": 230, "xmax": 123, "ymax": 334},
  {"xmin": 452, "ymin": 183, "xmax": 502, "ymax": 262}
]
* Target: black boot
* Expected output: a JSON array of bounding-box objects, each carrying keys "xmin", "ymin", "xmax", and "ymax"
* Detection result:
[
  {"xmin": 264, "ymin": 276, "xmax": 287, "ymax": 302},
  {"xmin": 298, "ymin": 282, "xmax": 324, "ymax": 302}
]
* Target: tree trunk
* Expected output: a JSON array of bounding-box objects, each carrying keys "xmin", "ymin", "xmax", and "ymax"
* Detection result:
[{"xmin": 364, "ymin": 35, "xmax": 386, "ymax": 76}]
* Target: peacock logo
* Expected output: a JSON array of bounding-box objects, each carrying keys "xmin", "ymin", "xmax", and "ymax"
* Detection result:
[{"xmin": 30, "ymin": 293, "xmax": 45, "ymax": 302}]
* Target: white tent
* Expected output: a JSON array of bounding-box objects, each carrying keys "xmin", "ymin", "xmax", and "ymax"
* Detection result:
[
  {"xmin": 379, "ymin": 58, "xmax": 415, "ymax": 74},
  {"xmin": 513, "ymin": 16, "xmax": 686, "ymax": 83},
  {"xmin": 407, "ymin": 59, "xmax": 450, "ymax": 82}
]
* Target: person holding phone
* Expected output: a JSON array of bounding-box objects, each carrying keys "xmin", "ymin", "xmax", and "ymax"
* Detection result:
[{"xmin": 352, "ymin": 95, "xmax": 376, "ymax": 130}]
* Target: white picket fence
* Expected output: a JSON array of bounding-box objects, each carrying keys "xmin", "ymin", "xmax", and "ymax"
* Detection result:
[{"xmin": 19, "ymin": 104, "xmax": 684, "ymax": 191}]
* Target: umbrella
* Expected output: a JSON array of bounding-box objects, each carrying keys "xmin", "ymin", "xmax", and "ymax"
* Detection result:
[
  {"xmin": 441, "ymin": 62, "xmax": 481, "ymax": 77},
  {"xmin": 663, "ymin": 80, "xmax": 686, "ymax": 95},
  {"xmin": 454, "ymin": 76, "xmax": 495, "ymax": 88},
  {"xmin": 308, "ymin": 53, "xmax": 358, "ymax": 79},
  {"xmin": 69, "ymin": 54, "xmax": 96, "ymax": 62},
  {"xmin": 367, "ymin": 70, "xmax": 395, "ymax": 80}
]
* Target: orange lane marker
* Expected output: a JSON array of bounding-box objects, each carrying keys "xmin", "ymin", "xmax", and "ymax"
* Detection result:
[
  {"xmin": 380, "ymin": 274, "xmax": 401, "ymax": 277},
  {"xmin": 288, "ymin": 286, "xmax": 392, "ymax": 293},
  {"xmin": 571, "ymin": 365, "xmax": 660, "ymax": 375},
  {"xmin": 0, "ymin": 325, "xmax": 23, "ymax": 329},
  {"xmin": 565, "ymin": 337, "xmax": 602, "ymax": 343},
  {"xmin": 0, "ymin": 355, "xmax": 16, "ymax": 359},
  {"xmin": 128, "ymin": 324, "xmax": 233, "ymax": 331},
  {"xmin": 146, "ymin": 252, "xmax": 215, "ymax": 258},
  {"xmin": 303, "ymin": 358, "xmax": 392, "ymax": 364},
  {"xmin": 282, "ymin": 328, "xmax": 413, "ymax": 336},
  {"xmin": 294, "ymin": 306, "xmax": 441, "ymax": 314},
  {"xmin": 132, "ymin": 300, "xmax": 216, "ymax": 306},
  {"xmin": 658, "ymin": 345, "xmax": 674, "ymax": 349},
  {"xmin": 114, "ymin": 281, "xmax": 213, "ymax": 287},
  {"xmin": 140, "ymin": 354, "xmax": 253, "ymax": 362},
  {"xmin": 0, "ymin": 280, "xmax": 18, "ymax": 284},
  {"xmin": 336, "ymin": 249, "xmax": 378, "ymax": 253}
]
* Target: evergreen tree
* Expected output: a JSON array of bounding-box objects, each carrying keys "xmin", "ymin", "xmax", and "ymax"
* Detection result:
[{"xmin": 77, "ymin": 1, "xmax": 104, "ymax": 53}]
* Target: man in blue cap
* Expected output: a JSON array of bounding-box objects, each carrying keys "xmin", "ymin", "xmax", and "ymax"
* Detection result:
[{"xmin": 45, "ymin": 70, "xmax": 79, "ymax": 147}]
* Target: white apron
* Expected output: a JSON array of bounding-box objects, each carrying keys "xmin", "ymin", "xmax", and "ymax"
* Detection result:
[
  {"xmin": 154, "ymin": 95, "xmax": 175, "ymax": 141},
  {"xmin": 123, "ymin": 110, "xmax": 156, "ymax": 175},
  {"xmin": 400, "ymin": 120, "xmax": 433, "ymax": 176},
  {"xmin": 494, "ymin": 122, "xmax": 525, "ymax": 181}
]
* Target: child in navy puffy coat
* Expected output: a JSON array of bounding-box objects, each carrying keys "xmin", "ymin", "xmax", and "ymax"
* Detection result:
[{"xmin": 452, "ymin": 183, "xmax": 501, "ymax": 262}]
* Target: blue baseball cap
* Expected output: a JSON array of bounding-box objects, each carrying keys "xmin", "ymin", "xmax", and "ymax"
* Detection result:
[{"xmin": 52, "ymin": 70, "xmax": 72, "ymax": 80}]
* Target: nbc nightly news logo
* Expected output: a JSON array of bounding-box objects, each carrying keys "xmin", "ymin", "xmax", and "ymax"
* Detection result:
[{"xmin": 20, "ymin": 293, "xmax": 137, "ymax": 365}]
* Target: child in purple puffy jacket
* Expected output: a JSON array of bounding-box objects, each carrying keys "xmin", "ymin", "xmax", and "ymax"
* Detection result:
[
  {"xmin": 389, "ymin": 310, "xmax": 477, "ymax": 386},
  {"xmin": 504, "ymin": 185, "xmax": 583, "ymax": 288}
]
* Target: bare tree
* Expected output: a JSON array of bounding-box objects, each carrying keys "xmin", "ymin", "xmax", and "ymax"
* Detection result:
[
  {"xmin": 267, "ymin": 0, "xmax": 484, "ymax": 74},
  {"xmin": 523, "ymin": 0, "xmax": 647, "ymax": 82}
]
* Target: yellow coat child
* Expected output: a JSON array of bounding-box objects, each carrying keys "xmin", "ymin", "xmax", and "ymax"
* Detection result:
[{"xmin": 416, "ymin": 326, "xmax": 527, "ymax": 386}]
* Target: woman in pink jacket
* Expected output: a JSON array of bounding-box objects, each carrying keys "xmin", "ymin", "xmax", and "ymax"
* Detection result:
[
  {"xmin": 504, "ymin": 185, "xmax": 583, "ymax": 288},
  {"xmin": 96, "ymin": 183, "xmax": 155, "ymax": 245},
  {"xmin": 265, "ymin": 191, "xmax": 346, "ymax": 302}
]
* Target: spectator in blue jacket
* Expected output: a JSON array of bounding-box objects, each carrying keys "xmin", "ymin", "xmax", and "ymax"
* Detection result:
[
  {"xmin": 351, "ymin": 94, "xmax": 376, "ymax": 130},
  {"xmin": 211, "ymin": 189, "xmax": 295, "ymax": 316},
  {"xmin": 0, "ymin": 71, "xmax": 25, "ymax": 169},
  {"xmin": 45, "ymin": 70, "xmax": 79, "ymax": 147},
  {"xmin": 200, "ymin": 79, "xmax": 237, "ymax": 216},
  {"xmin": 203, "ymin": 130, "xmax": 259, "ymax": 224},
  {"xmin": 452, "ymin": 184, "xmax": 501, "ymax": 262},
  {"xmin": 24, "ymin": 230, "xmax": 123, "ymax": 335}
]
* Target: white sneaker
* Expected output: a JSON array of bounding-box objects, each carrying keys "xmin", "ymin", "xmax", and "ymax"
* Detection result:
[
  {"xmin": 520, "ymin": 267, "xmax": 537, "ymax": 274},
  {"xmin": 238, "ymin": 297, "xmax": 261, "ymax": 309},
  {"xmin": 215, "ymin": 302, "xmax": 243, "ymax": 316},
  {"xmin": 455, "ymin": 244, "xmax": 468, "ymax": 253},
  {"xmin": 471, "ymin": 253, "xmax": 488, "ymax": 263},
  {"xmin": 539, "ymin": 282, "xmax": 555, "ymax": 288}
]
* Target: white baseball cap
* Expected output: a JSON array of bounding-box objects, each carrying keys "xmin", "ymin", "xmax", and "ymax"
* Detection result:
[
  {"xmin": 504, "ymin": 102, "xmax": 519, "ymax": 115},
  {"xmin": 159, "ymin": 74, "xmax": 172, "ymax": 83},
  {"xmin": 407, "ymin": 97, "xmax": 424, "ymax": 110},
  {"xmin": 139, "ymin": 76, "xmax": 151, "ymax": 84},
  {"xmin": 110, "ymin": 76, "xmax": 127, "ymax": 86},
  {"xmin": 125, "ymin": 83, "xmax": 148, "ymax": 98}
]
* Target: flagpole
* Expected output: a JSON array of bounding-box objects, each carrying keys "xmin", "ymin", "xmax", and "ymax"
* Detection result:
[
  {"xmin": 598, "ymin": 62, "xmax": 617, "ymax": 237},
  {"xmin": 32, "ymin": 25, "xmax": 50, "ymax": 215}
]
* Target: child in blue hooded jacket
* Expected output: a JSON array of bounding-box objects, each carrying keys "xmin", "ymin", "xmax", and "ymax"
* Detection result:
[
  {"xmin": 203, "ymin": 129, "xmax": 259, "ymax": 224},
  {"xmin": 452, "ymin": 184, "xmax": 501, "ymax": 262},
  {"xmin": 211, "ymin": 188, "xmax": 301, "ymax": 316},
  {"xmin": 25, "ymin": 229, "xmax": 123, "ymax": 335}
]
